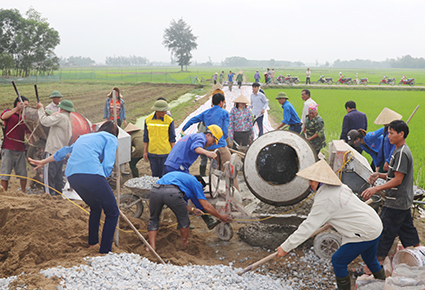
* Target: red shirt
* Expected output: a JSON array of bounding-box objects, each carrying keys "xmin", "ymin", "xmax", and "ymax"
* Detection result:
[
  {"xmin": 109, "ymin": 99, "xmax": 121, "ymax": 120},
  {"xmin": 1, "ymin": 109, "xmax": 28, "ymax": 151}
]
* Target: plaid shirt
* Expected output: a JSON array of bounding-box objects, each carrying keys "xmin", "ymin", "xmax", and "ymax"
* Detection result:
[{"xmin": 229, "ymin": 107, "xmax": 253, "ymax": 141}]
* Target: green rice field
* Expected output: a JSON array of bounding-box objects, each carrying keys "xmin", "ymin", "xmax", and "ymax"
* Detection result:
[{"xmin": 264, "ymin": 87, "xmax": 425, "ymax": 188}]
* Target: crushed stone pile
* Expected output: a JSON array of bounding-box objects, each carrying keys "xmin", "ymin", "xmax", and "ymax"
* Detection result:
[{"xmin": 1, "ymin": 252, "xmax": 292, "ymax": 290}]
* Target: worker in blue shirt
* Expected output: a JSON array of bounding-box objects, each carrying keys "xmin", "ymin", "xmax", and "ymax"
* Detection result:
[
  {"xmin": 374, "ymin": 107, "xmax": 402, "ymax": 172},
  {"xmin": 147, "ymin": 171, "xmax": 232, "ymax": 251},
  {"xmin": 275, "ymin": 92, "xmax": 302, "ymax": 133},
  {"xmin": 164, "ymin": 125, "xmax": 222, "ymax": 174},
  {"xmin": 28, "ymin": 121, "xmax": 119, "ymax": 254},
  {"xmin": 347, "ymin": 128, "xmax": 384, "ymax": 171},
  {"xmin": 182, "ymin": 93, "xmax": 240, "ymax": 189}
]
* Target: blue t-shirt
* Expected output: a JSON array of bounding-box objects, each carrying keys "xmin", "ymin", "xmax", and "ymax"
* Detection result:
[
  {"xmin": 54, "ymin": 131, "xmax": 118, "ymax": 178},
  {"xmin": 182, "ymin": 105, "xmax": 229, "ymax": 150},
  {"xmin": 165, "ymin": 133, "xmax": 207, "ymax": 172},
  {"xmin": 281, "ymin": 100, "xmax": 301, "ymax": 125},
  {"xmin": 228, "ymin": 73, "xmax": 234, "ymax": 82},
  {"xmin": 157, "ymin": 171, "xmax": 206, "ymax": 209},
  {"xmin": 360, "ymin": 127, "xmax": 384, "ymax": 166}
]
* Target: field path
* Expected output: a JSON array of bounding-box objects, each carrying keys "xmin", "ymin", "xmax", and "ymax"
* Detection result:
[{"xmin": 175, "ymin": 85, "xmax": 273, "ymax": 140}]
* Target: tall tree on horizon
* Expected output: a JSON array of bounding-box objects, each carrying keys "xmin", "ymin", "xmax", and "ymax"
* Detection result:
[{"xmin": 163, "ymin": 18, "xmax": 197, "ymax": 71}]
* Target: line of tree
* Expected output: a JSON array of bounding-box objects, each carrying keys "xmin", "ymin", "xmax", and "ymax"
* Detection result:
[
  {"xmin": 60, "ymin": 56, "xmax": 95, "ymax": 67},
  {"xmin": 222, "ymin": 56, "xmax": 305, "ymax": 68},
  {"xmin": 333, "ymin": 55, "xmax": 425, "ymax": 69},
  {"xmin": 105, "ymin": 55, "xmax": 149, "ymax": 66},
  {"xmin": 0, "ymin": 8, "xmax": 60, "ymax": 77}
]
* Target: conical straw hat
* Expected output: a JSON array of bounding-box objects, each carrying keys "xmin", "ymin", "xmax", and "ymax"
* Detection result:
[
  {"xmin": 233, "ymin": 94, "xmax": 250, "ymax": 105},
  {"xmin": 212, "ymin": 83, "xmax": 223, "ymax": 90},
  {"xmin": 296, "ymin": 159, "xmax": 342, "ymax": 186},
  {"xmin": 124, "ymin": 123, "xmax": 141, "ymax": 133},
  {"xmin": 374, "ymin": 108, "xmax": 402, "ymax": 125}
]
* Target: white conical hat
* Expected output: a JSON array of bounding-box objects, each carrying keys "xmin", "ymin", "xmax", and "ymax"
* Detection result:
[
  {"xmin": 374, "ymin": 108, "xmax": 402, "ymax": 125},
  {"xmin": 124, "ymin": 123, "xmax": 141, "ymax": 133},
  {"xmin": 212, "ymin": 83, "xmax": 223, "ymax": 90},
  {"xmin": 296, "ymin": 160, "xmax": 342, "ymax": 186},
  {"xmin": 233, "ymin": 94, "xmax": 250, "ymax": 105}
]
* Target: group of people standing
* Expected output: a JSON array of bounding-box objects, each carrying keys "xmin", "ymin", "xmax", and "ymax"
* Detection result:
[{"xmin": 1, "ymin": 91, "xmax": 76, "ymax": 195}]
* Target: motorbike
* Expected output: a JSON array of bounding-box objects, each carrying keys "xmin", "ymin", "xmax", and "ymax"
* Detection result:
[
  {"xmin": 336, "ymin": 75, "xmax": 353, "ymax": 85},
  {"xmin": 276, "ymin": 74, "xmax": 285, "ymax": 84},
  {"xmin": 379, "ymin": 76, "xmax": 396, "ymax": 86},
  {"xmin": 282, "ymin": 74, "xmax": 300, "ymax": 85},
  {"xmin": 316, "ymin": 75, "xmax": 333, "ymax": 85},
  {"xmin": 355, "ymin": 74, "xmax": 368, "ymax": 85},
  {"xmin": 398, "ymin": 75, "xmax": 415, "ymax": 86}
]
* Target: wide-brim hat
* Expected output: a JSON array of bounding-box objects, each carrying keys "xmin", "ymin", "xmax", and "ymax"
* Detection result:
[
  {"xmin": 233, "ymin": 94, "xmax": 250, "ymax": 105},
  {"xmin": 212, "ymin": 89, "xmax": 225, "ymax": 96},
  {"xmin": 49, "ymin": 91, "xmax": 63, "ymax": 98},
  {"xmin": 238, "ymin": 70, "xmax": 243, "ymax": 74},
  {"xmin": 107, "ymin": 87, "xmax": 123, "ymax": 99},
  {"xmin": 151, "ymin": 100, "xmax": 170, "ymax": 111},
  {"xmin": 212, "ymin": 83, "xmax": 223, "ymax": 90},
  {"xmin": 276, "ymin": 92, "xmax": 289, "ymax": 99},
  {"xmin": 296, "ymin": 159, "xmax": 342, "ymax": 186},
  {"xmin": 58, "ymin": 99, "xmax": 75, "ymax": 112},
  {"xmin": 124, "ymin": 123, "xmax": 141, "ymax": 133},
  {"xmin": 374, "ymin": 107, "xmax": 402, "ymax": 125}
]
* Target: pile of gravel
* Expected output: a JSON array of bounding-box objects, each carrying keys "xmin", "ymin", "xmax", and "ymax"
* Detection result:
[
  {"xmin": 124, "ymin": 175, "xmax": 159, "ymax": 189},
  {"xmin": 1, "ymin": 252, "xmax": 293, "ymax": 290},
  {"xmin": 258, "ymin": 248, "xmax": 336, "ymax": 290}
]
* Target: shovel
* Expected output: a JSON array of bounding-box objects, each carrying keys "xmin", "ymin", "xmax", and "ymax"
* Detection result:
[{"xmin": 237, "ymin": 198, "xmax": 374, "ymax": 275}]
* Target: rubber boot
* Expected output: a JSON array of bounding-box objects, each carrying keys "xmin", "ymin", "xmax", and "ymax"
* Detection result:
[
  {"xmin": 200, "ymin": 165, "xmax": 207, "ymax": 177},
  {"xmin": 201, "ymin": 210, "xmax": 220, "ymax": 230},
  {"xmin": 373, "ymin": 267, "xmax": 386, "ymax": 280},
  {"xmin": 335, "ymin": 275, "xmax": 351, "ymax": 290}
]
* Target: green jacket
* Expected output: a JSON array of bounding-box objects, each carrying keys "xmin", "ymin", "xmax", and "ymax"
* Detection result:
[{"xmin": 131, "ymin": 130, "xmax": 144, "ymax": 159}]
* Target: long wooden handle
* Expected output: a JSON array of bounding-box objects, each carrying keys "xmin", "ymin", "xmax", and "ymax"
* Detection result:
[
  {"xmin": 34, "ymin": 84, "xmax": 40, "ymax": 103},
  {"xmin": 406, "ymin": 105, "xmax": 419, "ymax": 124},
  {"xmin": 11, "ymin": 81, "xmax": 23, "ymax": 103},
  {"xmin": 118, "ymin": 209, "xmax": 165, "ymax": 264},
  {"xmin": 237, "ymin": 252, "xmax": 277, "ymax": 275},
  {"xmin": 237, "ymin": 197, "xmax": 374, "ymax": 275},
  {"xmin": 229, "ymin": 148, "xmax": 245, "ymax": 157}
]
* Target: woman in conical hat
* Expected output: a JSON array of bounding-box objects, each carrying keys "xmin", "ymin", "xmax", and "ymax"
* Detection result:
[
  {"xmin": 276, "ymin": 160, "xmax": 385, "ymax": 289},
  {"xmin": 374, "ymin": 108, "xmax": 402, "ymax": 173},
  {"xmin": 229, "ymin": 94, "xmax": 253, "ymax": 149}
]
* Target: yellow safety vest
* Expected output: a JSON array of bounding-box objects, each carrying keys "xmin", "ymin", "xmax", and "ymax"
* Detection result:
[{"xmin": 145, "ymin": 113, "xmax": 173, "ymax": 155}]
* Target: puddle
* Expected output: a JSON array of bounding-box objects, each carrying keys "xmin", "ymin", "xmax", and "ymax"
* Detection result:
[{"xmin": 135, "ymin": 93, "xmax": 196, "ymax": 128}]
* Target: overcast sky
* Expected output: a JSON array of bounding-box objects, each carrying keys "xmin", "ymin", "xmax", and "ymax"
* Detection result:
[{"xmin": 5, "ymin": 0, "xmax": 425, "ymax": 65}]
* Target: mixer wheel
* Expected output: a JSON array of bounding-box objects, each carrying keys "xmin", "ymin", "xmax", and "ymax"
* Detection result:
[
  {"xmin": 215, "ymin": 223, "xmax": 233, "ymax": 241},
  {"xmin": 313, "ymin": 231, "xmax": 342, "ymax": 260}
]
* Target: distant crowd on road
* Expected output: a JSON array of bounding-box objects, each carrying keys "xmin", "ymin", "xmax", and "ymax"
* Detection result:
[{"xmin": 212, "ymin": 68, "xmax": 417, "ymax": 87}]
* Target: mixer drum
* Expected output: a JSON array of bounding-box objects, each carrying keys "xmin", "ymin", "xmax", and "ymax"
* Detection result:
[{"xmin": 243, "ymin": 130, "xmax": 318, "ymax": 206}]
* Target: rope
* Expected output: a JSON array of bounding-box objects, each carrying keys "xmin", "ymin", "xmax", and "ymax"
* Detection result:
[
  {"xmin": 0, "ymin": 173, "xmax": 194, "ymax": 234},
  {"xmin": 0, "ymin": 173, "xmax": 319, "ymax": 230},
  {"xmin": 335, "ymin": 150, "xmax": 354, "ymax": 180}
]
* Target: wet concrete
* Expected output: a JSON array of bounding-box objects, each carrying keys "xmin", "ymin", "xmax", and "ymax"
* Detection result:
[{"xmin": 238, "ymin": 224, "xmax": 314, "ymax": 250}]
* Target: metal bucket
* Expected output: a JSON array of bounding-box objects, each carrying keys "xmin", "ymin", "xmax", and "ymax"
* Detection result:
[{"xmin": 393, "ymin": 246, "xmax": 425, "ymax": 267}]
